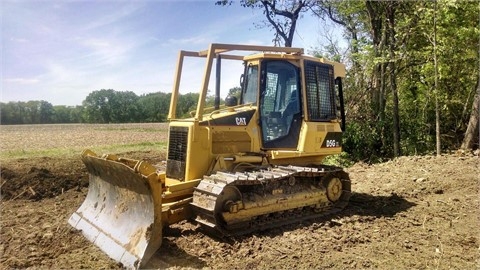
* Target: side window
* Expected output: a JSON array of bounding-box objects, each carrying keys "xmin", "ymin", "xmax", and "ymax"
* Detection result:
[
  {"xmin": 304, "ymin": 61, "xmax": 336, "ymax": 121},
  {"xmin": 241, "ymin": 65, "xmax": 258, "ymax": 104},
  {"xmin": 260, "ymin": 61, "xmax": 300, "ymax": 144}
]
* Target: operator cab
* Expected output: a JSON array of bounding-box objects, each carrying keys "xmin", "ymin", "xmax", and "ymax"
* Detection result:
[{"xmin": 240, "ymin": 54, "xmax": 342, "ymax": 150}]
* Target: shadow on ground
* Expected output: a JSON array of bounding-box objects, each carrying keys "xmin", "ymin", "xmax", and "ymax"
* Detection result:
[
  {"xmin": 144, "ymin": 192, "xmax": 416, "ymax": 268},
  {"xmin": 344, "ymin": 192, "xmax": 417, "ymax": 217},
  {"xmin": 237, "ymin": 191, "xmax": 417, "ymax": 240}
]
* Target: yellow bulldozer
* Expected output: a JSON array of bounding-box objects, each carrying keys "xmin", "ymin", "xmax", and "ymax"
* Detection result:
[{"xmin": 69, "ymin": 43, "xmax": 351, "ymax": 268}]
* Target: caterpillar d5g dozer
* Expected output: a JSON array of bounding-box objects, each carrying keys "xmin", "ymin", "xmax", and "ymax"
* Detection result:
[{"xmin": 69, "ymin": 43, "xmax": 350, "ymax": 268}]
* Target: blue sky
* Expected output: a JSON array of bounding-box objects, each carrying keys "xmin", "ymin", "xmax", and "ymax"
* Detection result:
[{"xmin": 2, "ymin": 1, "xmax": 337, "ymax": 106}]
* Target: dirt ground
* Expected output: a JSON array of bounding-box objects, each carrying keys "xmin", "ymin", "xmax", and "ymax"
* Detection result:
[{"xmin": 1, "ymin": 150, "xmax": 479, "ymax": 269}]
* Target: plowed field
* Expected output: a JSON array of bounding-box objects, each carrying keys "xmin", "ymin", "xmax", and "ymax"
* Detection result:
[{"xmin": 1, "ymin": 124, "xmax": 478, "ymax": 269}]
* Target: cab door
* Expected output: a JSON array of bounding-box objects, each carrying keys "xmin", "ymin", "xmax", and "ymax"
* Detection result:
[{"xmin": 259, "ymin": 60, "xmax": 302, "ymax": 149}]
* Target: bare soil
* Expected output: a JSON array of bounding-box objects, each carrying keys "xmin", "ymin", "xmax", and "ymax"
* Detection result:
[{"xmin": 1, "ymin": 125, "xmax": 479, "ymax": 269}]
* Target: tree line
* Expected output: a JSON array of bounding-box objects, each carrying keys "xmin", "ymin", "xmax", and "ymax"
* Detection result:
[{"xmin": 0, "ymin": 90, "xmax": 213, "ymax": 125}]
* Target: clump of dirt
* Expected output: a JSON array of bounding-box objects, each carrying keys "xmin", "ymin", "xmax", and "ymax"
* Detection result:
[
  {"xmin": 0, "ymin": 167, "xmax": 17, "ymax": 180},
  {"xmin": 1, "ymin": 153, "xmax": 479, "ymax": 269},
  {"xmin": 1, "ymin": 164, "xmax": 86, "ymax": 201},
  {"xmin": 0, "ymin": 151, "xmax": 165, "ymax": 201}
]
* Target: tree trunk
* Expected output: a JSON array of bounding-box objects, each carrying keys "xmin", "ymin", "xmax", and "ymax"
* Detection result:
[
  {"xmin": 260, "ymin": 0, "xmax": 306, "ymax": 47},
  {"xmin": 387, "ymin": 2, "xmax": 401, "ymax": 157},
  {"xmin": 461, "ymin": 78, "xmax": 480, "ymax": 150},
  {"xmin": 366, "ymin": 1, "xmax": 386, "ymax": 120},
  {"xmin": 433, "ymin": 0, "xmax": 441, "ymax": 156}
]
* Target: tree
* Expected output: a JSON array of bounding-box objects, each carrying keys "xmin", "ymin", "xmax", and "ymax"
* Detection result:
[
  {"xmin": 83, "ymin": 89, "xmax": 115, "ymax": 123},
  {"xmin": 317, "ymin": 1, "xmax": 403, "ymax": 158},
  {"xmin": 386, "ymin": 1, "xmax": 401, "ymax": 157},
  {"xmin": 53, "ymin": 105, "xmax": 73, "ymax": 123},
  {"xmin": 39, "ymin": 101, "xmax": 55, "ymax": 124},
  {"xmin": 313, "ymin": 0, "xmax": 368, "ymax": 70},
  {"xmin": 137, "ymin": 92, "xmax": 171, "ymax": 122},
  {"xmin": 70, "ymin": 106, "xmax": 86, "ymax": 123},
  {"xmin": 461, "ymin": 78, "xmax": 479, "ymax": 150},
  {"xmin": 433, "ymin": 0, "xmax": 441, "ymax": 156},
  {"xmin": 82, "ymin": 89, "xmax": 141, "ymax": 123},
  {"xmin": 409, "ymin": 1, "xmax": 479, "ymax": 152},
  {"xmin": 1, "ymin": 102, "xmax": 26, "ymax": 124},
  {"xmin": 108, "ymin": 91, "xmax": 140, "ymax": 123},
  {"xmin": 313, "ymin": 0, "xmax": 479, "ymax": 160},
  {"xmin": 216, "ymin": 0, "xmax": 315, "ymax": 47},
  {"xmin": 177, "ymin": 93, "xmax": 200, "ymax": 118},
  {"xmin": 1, "ymin": 100, "xmax": 55, "ymax": 124},
  {"xmin": 228, "ymin": 86, "xmax": 242, "ymax": 101}
]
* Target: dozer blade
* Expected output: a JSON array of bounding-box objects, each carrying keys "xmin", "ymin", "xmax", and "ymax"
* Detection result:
[{"xmin": 68, "ymin": 150, "xmax": 164, "ymax": 269}]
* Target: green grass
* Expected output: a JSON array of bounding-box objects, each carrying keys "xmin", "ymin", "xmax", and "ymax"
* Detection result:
[
  {"xmin": 94, "ymin": 141, "xmax": 168, "ymax": 153},
  {"xmin": 0, "ymin": 141, "xmax": 168, "ymax": 161},
  {"xmin": 322, "ymin": 152, "xmax": 355, "ymax": 168}
]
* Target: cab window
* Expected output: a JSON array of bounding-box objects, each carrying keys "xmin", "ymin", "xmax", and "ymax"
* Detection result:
[{"xmin": 241, "ymin": 65, "xmax": 258, "ymax": 104}]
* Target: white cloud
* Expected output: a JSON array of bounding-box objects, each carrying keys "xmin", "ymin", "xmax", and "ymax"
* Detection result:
[
  {"xmin": 80, "ymin": 3, "xmax": 145, "ymax": 32},
  {"xmin": 4, "ymin": 78, "xmax": 40, "ymax": 85},
  {"xmin": 44, "ymin": 62, "xmax": 76, "ymax": 82},
  {"xmin": 77, "ymin": 37, "xmax": 133, "ymax": 66},
  {"xmin": 165, "ymin": 36, "xmax": 211, "ymax": 46},
  {"xmin": 9, "ymin": 37, "xmax": 29, "ymax": 43},
  {"xmin": 241, "ymin": 39, "xmax": 271, "ymax": 46}
]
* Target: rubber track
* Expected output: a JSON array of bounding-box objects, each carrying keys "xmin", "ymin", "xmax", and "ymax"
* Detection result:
[{"xmin": 191, "ymin": 165, "xmax": 351, "ymax": 236}]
